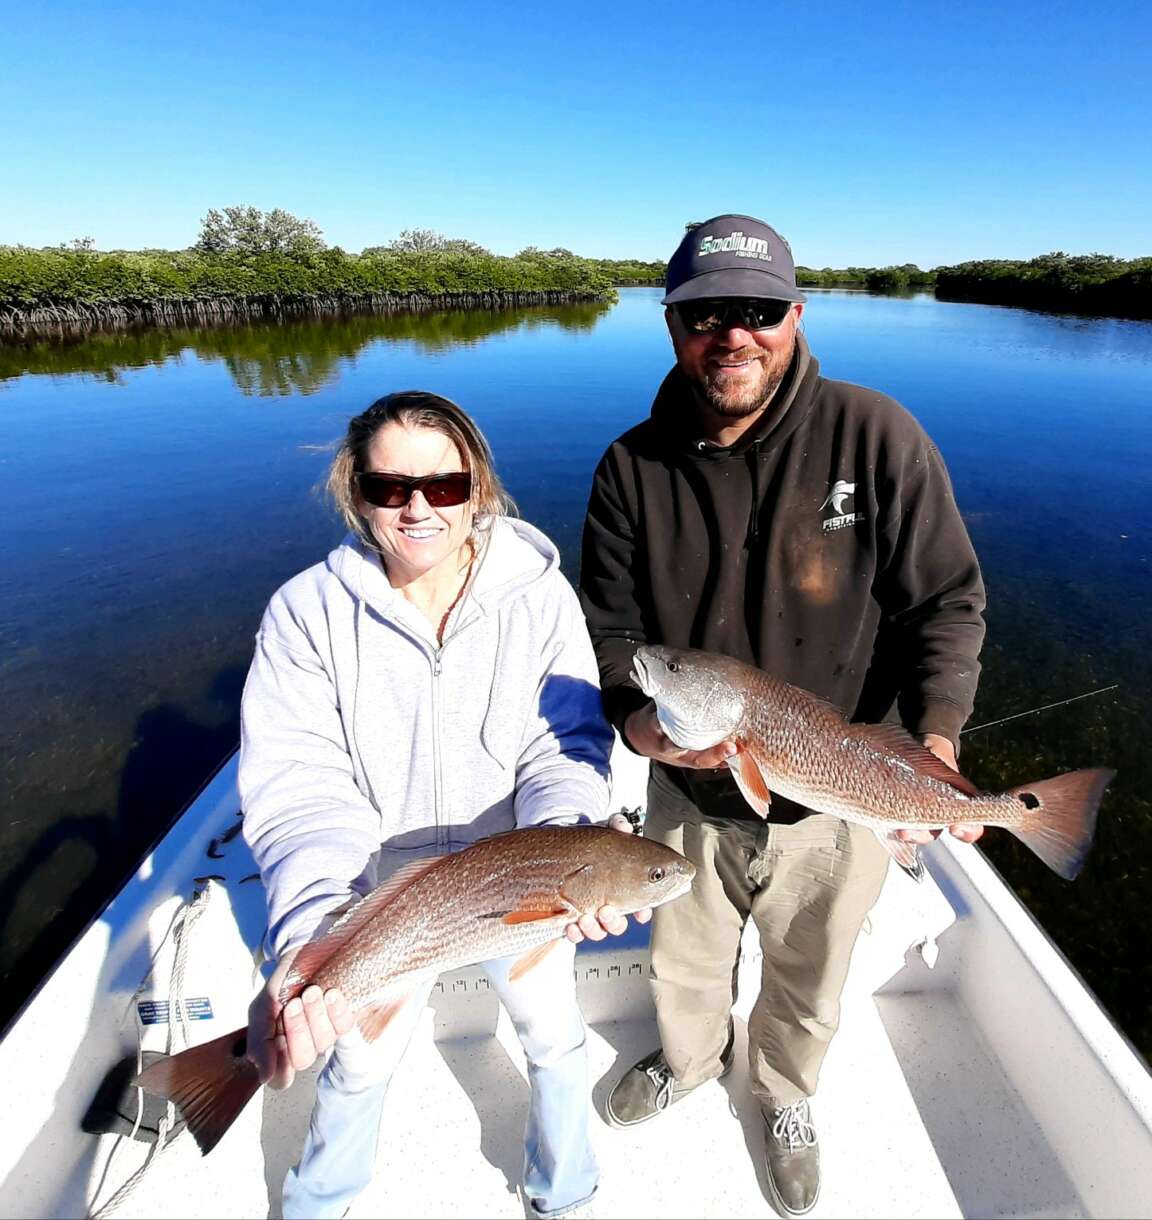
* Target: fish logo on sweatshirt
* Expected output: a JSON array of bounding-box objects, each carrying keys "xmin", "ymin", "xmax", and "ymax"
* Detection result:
[{"xmin": 820, "ymin": 480, "xmax": 864, "ymax": 532}]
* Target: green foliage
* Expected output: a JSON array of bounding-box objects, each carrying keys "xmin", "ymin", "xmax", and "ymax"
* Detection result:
[
  {"xmin": 195, "ymin": 205, "xmax": 327, "ymax": 258},
  {"xmin": 934, "ymin": 252, "xmax": 1152, "ymax": 317},
  {"xmin": 865, "ymin": 267, "xmax": 910, "ymax": 291},
  {"xmin": 796, "ymin": 265, "xmax": 869, "ymax": 287},
  {"xmin": 6, "ymin": 214, "xmax": 1147, "ymax": 322},
  {"xmin": 861, "ymin": 265, "xmax": 935, "ymax": 291},
  {"xmin": 368, "ymin": 229, "xmax": 493, "ymax": 256},
  {"xmin": 589, "ymin": 257, "xmax": 666, "ymax": 284},
  {"xmin": 794, "ymin": 264, "xmax": 936, "ymax": 290},
  {"xmin": 0, "ymin": 237, "xmax": 616, "ymax": 318}
]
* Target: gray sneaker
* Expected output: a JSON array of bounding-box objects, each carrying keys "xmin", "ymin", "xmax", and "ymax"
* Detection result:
[
  {"xmin": 763, "ymin": 1099, "xmax": 820, "ymax": 1217},
  {"xmin": 529, "ymin": 1199, "xmax": 595, "ymax": 1219},
  {"xmin": 605, "ymin": 1045, "xmax": 733, "ymax": 1128}
]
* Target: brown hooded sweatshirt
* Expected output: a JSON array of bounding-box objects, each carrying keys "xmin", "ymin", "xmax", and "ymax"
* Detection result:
[{"xmin": 578, "ymin": 333, "xmax": 986, "ymax": 823}]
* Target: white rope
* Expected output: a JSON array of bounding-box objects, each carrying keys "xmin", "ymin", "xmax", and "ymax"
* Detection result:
[{"xmin": 88, "ymin": 883, "xmax": 213, "ymax": 1218}]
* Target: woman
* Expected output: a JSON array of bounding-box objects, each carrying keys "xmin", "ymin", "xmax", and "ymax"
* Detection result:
[{"xmin": 239, "ymin": 391, "xmax": 636, "ymax": 1220}]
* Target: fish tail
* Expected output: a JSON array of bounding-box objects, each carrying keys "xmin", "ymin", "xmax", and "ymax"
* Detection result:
[
  {"xmin": 133, "ymin": 1027, "xmax": 259, "ymax": 1155},
  {"xmin": 1004, "ymin": 767, "xmax": 1116, "ymax": 880}
]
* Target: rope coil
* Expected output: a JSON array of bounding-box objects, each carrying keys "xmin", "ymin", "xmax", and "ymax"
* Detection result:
[{"xmin": 88, "ymin": 882, "xmax": 213, "ymax": 1218}]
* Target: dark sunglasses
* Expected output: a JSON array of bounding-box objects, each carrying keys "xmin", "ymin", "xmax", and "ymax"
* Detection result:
[
  {"xmin": 674, "ymin": 298, "xmax": 794, "ymax": 334},
  {"xmin": 356, "ymin": 470, "xmax": 472, "ymax": 509}
]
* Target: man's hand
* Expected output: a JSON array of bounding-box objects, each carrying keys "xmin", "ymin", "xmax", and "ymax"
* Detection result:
[
  {"xmin": 246, "ymin": 948, "xmax": 355, "ymax": 1090},
  {"xmin": 565, "ymin": 812, "xmax": 654, "ymax": 944},
  {"xmin": 894, "ymin": 732, "xmax": 985, "ymax": 846},
  {"xmin": 624, "ymin": 703, "xmax": 737, "ymax": 770}
]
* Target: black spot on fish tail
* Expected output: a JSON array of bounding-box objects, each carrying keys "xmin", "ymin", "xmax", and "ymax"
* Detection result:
[
  {"xmin": 1006, "ymin": 767, "xmax": 1115, "ymax": 880},
  {"xmin": 134, "ymin": 1027, "xmax": 259, "ymax": 1155}
]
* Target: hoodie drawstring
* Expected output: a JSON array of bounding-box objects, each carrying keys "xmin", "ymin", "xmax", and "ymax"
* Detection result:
[{"xmin": 745, "ymin": 444, "xmax": 764, "ymax": 547}]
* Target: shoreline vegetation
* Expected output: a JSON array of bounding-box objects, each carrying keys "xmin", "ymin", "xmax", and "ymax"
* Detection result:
[{"xmin": 1, "ymin": 207, "xmax": 1149, "ymax": 335}]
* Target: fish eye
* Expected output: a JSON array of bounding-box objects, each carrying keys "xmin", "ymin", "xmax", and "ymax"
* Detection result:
[
  {"xmin": 648, "ymin": 866, "xmax": 666, "ymax": 882},
  {"xmin": 666, "ymin": 661, "xmax": 680, "ymax": 673}
]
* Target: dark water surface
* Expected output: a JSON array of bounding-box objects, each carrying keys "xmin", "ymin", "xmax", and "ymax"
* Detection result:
[{"xmin": 3, "ymin": 290, "xmax": 1151, "ymax": 1054}]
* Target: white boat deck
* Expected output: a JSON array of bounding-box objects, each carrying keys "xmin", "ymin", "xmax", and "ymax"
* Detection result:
[{"xmin": 2, "ymin": 744, "xmax": 1151, "ymax": 1220}]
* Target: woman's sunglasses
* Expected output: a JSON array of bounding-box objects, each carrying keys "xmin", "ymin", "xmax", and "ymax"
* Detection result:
[
  {"xmin": 356, "ymin": 470, "xmax": 473, "ymax": 509},
  {"xmin": 674, "ymin": 298, "xmax": 794, "ymax": 334}
]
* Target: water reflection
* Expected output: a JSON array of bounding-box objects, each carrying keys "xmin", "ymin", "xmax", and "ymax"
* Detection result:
[{"xmin": 0, "ymin": 301, "xmax": 613, "ymax": 395}]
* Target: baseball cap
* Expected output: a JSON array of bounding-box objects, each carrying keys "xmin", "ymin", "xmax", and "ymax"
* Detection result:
[{"xmin": 662, "ymin": 214, "xmax": 806, "ymax": 305}]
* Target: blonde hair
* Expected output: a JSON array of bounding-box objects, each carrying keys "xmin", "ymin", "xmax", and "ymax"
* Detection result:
[{"xmin": 327, "ymin": 391, "xmax": 515, "ymax": 552}]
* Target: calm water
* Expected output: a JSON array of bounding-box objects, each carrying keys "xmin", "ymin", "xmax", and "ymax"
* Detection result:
[{"xmin": 3, "ymin": 289, "xmax": 1151, "ymax": 1052}]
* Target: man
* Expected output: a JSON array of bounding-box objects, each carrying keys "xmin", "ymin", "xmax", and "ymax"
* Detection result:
[{"xmin": 578, "ymin": 213, "xmax": 986, "ymax": 1217}]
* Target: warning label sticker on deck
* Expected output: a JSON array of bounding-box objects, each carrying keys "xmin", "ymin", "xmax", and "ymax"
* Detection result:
[{"xmin": 137, "ymin": 997, "xmax": 214, "ymax": 1025}]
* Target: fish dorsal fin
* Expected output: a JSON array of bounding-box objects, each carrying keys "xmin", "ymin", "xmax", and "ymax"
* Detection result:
[
  {"xmin": 508, "ymin": 938, "xmax": 561, "ymax": 983},
  {"xmin": 285, "ymin": 856, "xmax": 448, "ymax": 995},
  {"xmin": 849, "ymin": 724, "xmax": 981, "ymax": 798},
  {"xmin": 727, "ymin": 750, "xmax": 773, "ymax": 818}
]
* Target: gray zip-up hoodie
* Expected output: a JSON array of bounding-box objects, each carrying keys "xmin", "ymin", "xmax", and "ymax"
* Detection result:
[{"xmin": 240, "ymin": 516, "xmax": 613, "ymax": 959}]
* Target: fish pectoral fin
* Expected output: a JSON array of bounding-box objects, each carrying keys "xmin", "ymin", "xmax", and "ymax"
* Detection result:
[
  {"xmin": 494, "ymin": 889, "xmax": 575, "ymax": 926},
  {"xmin": 727, "ymin": 751, "xmax": 772, "ymax": 818},
  {"xmin": 508, "ymin": 938, "xmax": 561, "ymax": 983},
  {"xmin": 501, "ymin": 906, "xmax": 571, "ymax": 925},
  {"xmin": 877, "ymin": 831, "xmax": 925, "ymax": 883}
]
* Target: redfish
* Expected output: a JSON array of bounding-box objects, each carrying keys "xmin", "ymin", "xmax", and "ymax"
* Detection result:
[
  {"xmin": 632, "ymin": 644, "xmax": 1113, "ymax": 881},
  {"xmin": 136, "ymin": 825, "xmax": 694, "ymax": 1153}
]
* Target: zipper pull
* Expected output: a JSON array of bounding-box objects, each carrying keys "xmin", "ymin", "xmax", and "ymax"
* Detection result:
[{"xmin": 433, "ymin": 651, "xmax": 443, "ymax": 677}]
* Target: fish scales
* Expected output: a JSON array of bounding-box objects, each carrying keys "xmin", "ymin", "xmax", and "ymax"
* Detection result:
[
  {"xmin": 632, "ymin": 644, "xmax": 1113, "ymax": 882},
  {"xmin": 740, "ymin": 670, "xmax": 1011, "ymax": 830},
  {"xmin": 307, "ymin": 841, "xmax": 592, "ymax": 1006},
  {"xmin": 135, "ymin": 824, "xmax": 696, "ymax": 1155}
]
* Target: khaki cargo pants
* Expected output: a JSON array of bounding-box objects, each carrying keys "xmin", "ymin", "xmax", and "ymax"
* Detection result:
[{"xmin": 644, "ymin": 767, "xmax": 889, "ymax": 1106}]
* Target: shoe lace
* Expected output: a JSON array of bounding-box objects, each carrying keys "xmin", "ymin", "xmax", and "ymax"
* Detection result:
[
  {"xmin": 771, "ymin": 1100, "xmax": 816, "ymax": 1152},
  {"xmin": 644, "ymin": 1057, "xmax": 676, "ymax": 1111}
]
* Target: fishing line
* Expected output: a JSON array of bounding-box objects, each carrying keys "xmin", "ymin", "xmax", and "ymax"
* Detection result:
[{"xmin": 961, "ymin": 684, "xmax": 1119, "ymax": 736}]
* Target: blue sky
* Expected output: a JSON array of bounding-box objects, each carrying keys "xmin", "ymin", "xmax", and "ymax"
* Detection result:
[{"xmin": 1, "ymin": 0, "xmax": 1149, "ymax": 268}]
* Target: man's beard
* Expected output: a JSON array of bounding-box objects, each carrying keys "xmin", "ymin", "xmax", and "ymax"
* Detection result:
[{"xmin": 698, "ymin": 339, "xmax": 796, "ymax": 417}]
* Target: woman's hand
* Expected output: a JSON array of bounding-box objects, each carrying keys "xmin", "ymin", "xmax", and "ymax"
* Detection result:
[
  {"xmin": 623, "ymin": 704, "xmax": 737, "ymax": 770},
  {"xmin": 894, "ymin": 732, "xmax": 985, "ymax": 845},
  {"xmin": 565, "ymin": 812, "xmax": 655, "ymax": 944},
  {"xmin": 246, "ymin": 949, "xmax": 355, "ymax": 1090}
]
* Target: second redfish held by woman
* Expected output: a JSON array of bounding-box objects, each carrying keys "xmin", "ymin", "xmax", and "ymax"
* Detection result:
[
  {"xmin": 136, "ymin": 825, "xmax": 694, "ymax": 1154},
  {"xmin": 632, "ymin": 644, "xmax": 1114, "ymax": 882}
]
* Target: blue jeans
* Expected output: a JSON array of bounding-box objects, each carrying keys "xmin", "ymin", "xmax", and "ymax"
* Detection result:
[{"xmin": 282, "ymin": 939, "xmax": 598, "ymax": 1219}]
